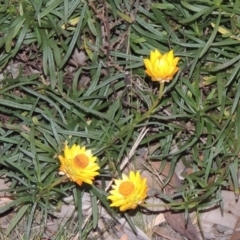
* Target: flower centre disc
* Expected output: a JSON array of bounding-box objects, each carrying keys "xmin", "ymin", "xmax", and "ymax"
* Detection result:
[
  {"xmin": 119, "ymin": 181, "xmax": 135, "ymax": 196},
  {"xmin": 74, "ymin": 154, "xmax": 89, "ymax": 168}
]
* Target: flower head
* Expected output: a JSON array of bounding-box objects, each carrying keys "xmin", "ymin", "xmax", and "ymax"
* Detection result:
[
  {"xmin": 58, "ymin": 144, "xmax": 100, "ymax": 186},
  {"xmin": 144, "ymin": 49, "xmax": 180, "ymax": 82},
  {"xmin": 108, "ymin": 171, "xmax": 148, "ymax": 212}
]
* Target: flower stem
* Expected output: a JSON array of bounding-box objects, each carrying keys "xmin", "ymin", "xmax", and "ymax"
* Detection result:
[
  {"xmin": 158, "ymin": 82, "xmax": 165, "ymax": 101},
  {"xmin": 138, "ymin": 82, "xmax": 165, "ymax": 122},
  {"xmin": 36, "ymin": 175, "xmax": 69, "ymax": 201},
  {"xmin": 109, "ymin": 83, "xmax": 165, "ymax": 145},
  {"xmin": 49, "ymin": 175, "xmax": 69, "ymax": 188}
]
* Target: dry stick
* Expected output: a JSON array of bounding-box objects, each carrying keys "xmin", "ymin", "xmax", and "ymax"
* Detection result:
[
  {"xmin": 121, "ymin": 127, "xmax": 149, "ymax": 168},
  {"xmin": 74, "ymin": 127, "xmax": 149, "ymax": 239}
]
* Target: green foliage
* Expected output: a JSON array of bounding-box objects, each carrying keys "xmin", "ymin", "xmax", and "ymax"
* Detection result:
[{"xmin": 0, "ymin": 0, "xmax": 240, "ymax": 239}]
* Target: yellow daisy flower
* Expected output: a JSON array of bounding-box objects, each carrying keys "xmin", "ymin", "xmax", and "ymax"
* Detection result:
[
  {"xmin": 108, "ymin": 171, "xmax": 148, "ymax": 212},
  {"xmin": 144, "ymin": 49, "xmax": 180, "ymax": 82},
  {"xmin": 58, "ymin": 144, "xmax": 100, "ymax": 186}
]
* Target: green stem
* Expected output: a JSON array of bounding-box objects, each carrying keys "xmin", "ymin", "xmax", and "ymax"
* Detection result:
[
  {"xmin": 109, "ymin": 82, "xmax": 165, "ymax": 146},
  {"xmin": 140, "ymin": 82, "xmax": 165, "ymax": 121},
  {"xmin": 49, "ymin": 175, "xmax": 69, "ymax": 188},
  {"xmin": 37, "ymin": 175, "xmax": 69, "ymax": 200},
  {"xmin": 158, "ymin": 82, "xmax": 165, "ymax": 101}
]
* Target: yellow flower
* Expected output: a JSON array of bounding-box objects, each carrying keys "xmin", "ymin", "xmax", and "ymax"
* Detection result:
[
  {"xmin": 58, "ymin": 144, "xmax": 100, "ymax": 186},
  {"xmin": 108, "ymin": 171, "xmax": 148, "ymax": 211},
  {"xmin": 144, "ymin": 49, "xmax": 180, "ymax": 82}
]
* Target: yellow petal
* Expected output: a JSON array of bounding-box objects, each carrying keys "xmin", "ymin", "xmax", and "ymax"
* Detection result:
[
  {"xmin": 143, "ymin": 49, "xmax": 180, "ymax": 82},
  {"xmin": 150, "ymin": 49, "xmax": 162, "ymax": 63},
  {"xmin": 108, "ymin": 171, "xmax": 148, "ymax": 212},
  {"xmin": 58, "ymin": 144, "xmax": 99, "ymax": 186}
]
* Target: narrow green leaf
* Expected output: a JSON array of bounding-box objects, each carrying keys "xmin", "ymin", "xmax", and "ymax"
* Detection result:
[
  {"xmin": 0, "ymin": 196, "xmax": 31, "ymax": 214},
  {"xmin": 5, "ymin": 17, "xmax": 25, "ymax": 52},
  {"xmin": 230, "ymin": 160, "xmax": 239, "ymax": 194},
  {"xmin": 6, "ymin": 204, "xmax": 30, "ymax": 235},
  {"xmin": 40, "ymin": 0, "xmax": 63, "ymax": 18},
  {"xmin": 25, "ymin": 202, "xmax": 37, "ymax": 239},
  {"xmin": 20, "ymin": 133, "xmax": 54, "ymax": 152},
  {"xmin": 90, "ymin": 191, "xmax": 98, "ymax": 229},
  {"xmin": 199, "ymin": 12, "xmax": 221, "ymax": 58},
  {"xmin": 60, "ymin": 2, "xmax": 87, "ymax": 68}
]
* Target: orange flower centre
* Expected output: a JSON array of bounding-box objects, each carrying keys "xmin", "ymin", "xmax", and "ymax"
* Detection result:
[
  {"xmin": 73, "ymin": 154, "xmax": 89, "ymax": 168},
  {"xmin": 119, "ymin": 181, "xmax": 135, "ymax": 196}
]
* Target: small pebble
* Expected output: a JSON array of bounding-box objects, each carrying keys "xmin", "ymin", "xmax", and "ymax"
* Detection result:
[
  {"xmin": 216, "ymin": 224, "xmax": 230, "ymax": 233},
  {"xmin": 203, "ymin": 232, "xmax": 215, "ymax": 239},
  {"xmin": 216, "ymin": 237, "xmax": 228, "ymax": 240},
  {"xmin": 224, "ymin": 229, "xmax": 233, "ymax": 235}
]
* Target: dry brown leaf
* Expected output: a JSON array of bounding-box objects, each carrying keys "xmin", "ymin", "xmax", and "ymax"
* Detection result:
[
  {"xmin": 71, "ymin": 48, "xmax": 87, "ymax": 66},
  {"xmin": 154, "ymin": 226, "xmax": 183, "ymax": 240},
  {"xmin": 146, "ymin": 213, "xmax": 165, "ymax": 230},
  {"xmin": 0, "ymin": 177, "xmax": 11, "ymax": 196},
  {"xmin": 201, "ymin": 208, "xmax": 237, "ymax": 229},
  {"xmin": 119, "ymin": 234, "xmax": 128, "ymax": 240},
  {"xmin": 164, "ymin": 211, "xmax": 200, "ymax": 240},
  {"xmin": 141, "ymin": 161, "xmax": 200, "ymax": 240},
  {"xmin": 229, "ymin": 218, "xmax": 240, "ymax": 240},
  {"xmin": 0, "ymin": 197, "xmax": 13, "ymax": 206},
  {"xmin": 222, "ymin": 190, "xmax": 240, "ymax": 218}
]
